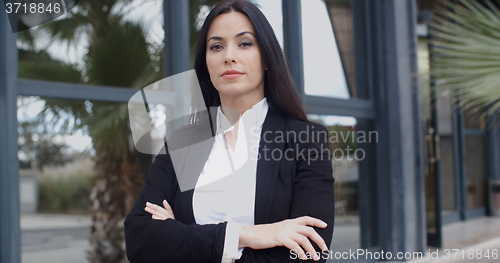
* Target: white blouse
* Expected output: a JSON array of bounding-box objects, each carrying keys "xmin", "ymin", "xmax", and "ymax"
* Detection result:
[{"xmin": 192, "ymin": 97, "xmax": 269, "ymax": 262}]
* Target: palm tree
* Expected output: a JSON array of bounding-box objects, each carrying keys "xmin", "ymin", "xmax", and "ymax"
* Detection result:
[
  {"xmin": 430, "ymin": 0, "xmax": 500, "ymax": 118},
  {"xmin": 19, "ymin": 1, "xmax": 162, "ymax": 262}
]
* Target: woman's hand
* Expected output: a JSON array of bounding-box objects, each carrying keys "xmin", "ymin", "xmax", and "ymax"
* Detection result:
[
  {"xmin": 239, "ymin": 216, "xmax": 328, "ymax": 261},
  {"xmin": 144, "ymin": 200, "xmax": 175, "ymax": 220}
]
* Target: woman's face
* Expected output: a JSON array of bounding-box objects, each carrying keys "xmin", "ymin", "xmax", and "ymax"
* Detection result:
[{"xmin": 206, "ymin": 11, "xmax": 265, "ymax": 102}]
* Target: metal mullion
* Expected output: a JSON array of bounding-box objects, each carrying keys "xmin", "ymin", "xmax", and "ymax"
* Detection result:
[
  {"xmin": 463, "ymin": 128, "xmax": 486, "ymax": 136},
  {"xmin": 17, "ymin": 79, "xmax": 141, "ymax": 103},
  {"xmin": 0, "ymin": 6, "xmax": 21, "ymax": 263},
  {"xmin": 457, "ymin": 102, "xmax": 468, "ymax": 220},
  {"xmin": 18, "ymin": 78, "xmax": 175, "ymax": 104},
  {"xmin": 164, "ymin": 0, "xmax": 189, "ymax": 77},
  {"xmin": 451, "ymin": 95, "xmax": 464, "ymax": 221},
  {"xmin": 486, "ymin": 112, "xmax": 500, "ymax": 216},
  {"xmin": 305, "ymin": 95, "xmax": 375, "ymax": 119},
  {"xmin": 409, "ymin": 0, "xmax": 426, "ymax": 251},
  {"xmin": 367, "ymin": 0, "xmax": 389, "ymax": 253},
  {"xmin": 282, "ymin": 0, "xmax": 304, "ymax": 97},
  {"xmin": 466, "ymin": 207, "xmax": 487, "ymax": 219},
  {"xmin": 442, "ymin": 211, "xmax": 461, "ymax": 225}
]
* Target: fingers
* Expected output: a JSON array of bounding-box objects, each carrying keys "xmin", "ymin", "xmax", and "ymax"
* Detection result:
[
  {"xmin": 163, "ymin": 200, "xmax": 175, "ymax": 219},
  {"xmin": 145, "ymin": 203, "xmax": 168, "ymax": 220},
  {"xmin": 291, "ymin": 233, "xmax": 321, "ymax": 261},
  {"xmin": 295, "ymin": 216, "xmax": 328, "ymax": 229},
  {"xmin": 289, "ymin": 216, "xmax": 329, "ymax": 260},
  {"xmin": 145, "ymin": 201, "xmax": 175, "ymax": 220},
  {"xmin": 282, "ymin": 238, "xmax": 307, "ymax": 261},
  {"xmin": 152, "ymin": 214, "xmax": 163, "ymax": 220},
  {"xmin": 296, "ymin": 225, "xmax": 328, "ymax": 251}
]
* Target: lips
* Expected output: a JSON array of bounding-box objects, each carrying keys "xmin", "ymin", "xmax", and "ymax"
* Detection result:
[{"xmin": 221, "ymin": 70, "xmax": 243, "ymax": 79}]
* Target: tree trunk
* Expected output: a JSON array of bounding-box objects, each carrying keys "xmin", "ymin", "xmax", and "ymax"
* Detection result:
[{"xmin": 87, "ymin": 150, "xmax": 145, "ymax": 263}]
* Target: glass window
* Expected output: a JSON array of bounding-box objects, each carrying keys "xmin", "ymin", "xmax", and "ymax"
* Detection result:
[
  {"xmin": 18, "ymin": 95, "xmax": 148, "ymax": 263},
  {"xmin": 419, "ymin": 37, "xmax": 458, "ymax": 227},
  {"xmin": 253, "ymin": 0, "xmax": 283, "ymax": 48},
  {"xmin": 308, "ymin": 114, "xmax": 379, "ymax": 252},
  {"xmin": 437, "ymin": 90, "xmax": 457, "ymax": 215},
  {"xmin": 18, "ymin": 96, "xmax": 93, "ymax": 262},
  {"xmin": 463, "ymin": 107, "xmax": 486, "ymax": 130},
  {"xmin": 465, "ymin": 135, "xmax": 488, "ymax": 209},
  {"xmin": 18, "ymin": 0, "xmax": 163, "ymax": 88},
  {"xmin": 302, "ymin": 0, "xmax": 352, "ymax": 99}
]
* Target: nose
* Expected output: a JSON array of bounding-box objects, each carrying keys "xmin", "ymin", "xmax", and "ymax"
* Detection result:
[{"xmin": 224, "ymin": 45, "xmax": 236, "ymax": 64}]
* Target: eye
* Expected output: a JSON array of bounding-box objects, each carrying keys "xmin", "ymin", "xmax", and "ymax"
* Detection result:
[
  {"xmin": 209, "ymin": 43, "xmax": 223, "ymax": 51},
  {"xmin": 239, "ymin": 41, "xmax": 253, "ymax": 47}
]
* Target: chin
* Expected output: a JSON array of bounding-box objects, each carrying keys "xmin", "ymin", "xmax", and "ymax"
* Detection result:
[{"xmin": 217, "ymin": 85, "xmax": 253, "ymax": 97}]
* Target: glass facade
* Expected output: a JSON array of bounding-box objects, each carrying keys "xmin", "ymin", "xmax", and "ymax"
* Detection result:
[
  {"xmin": 17, "ymin": 94, "xmax": 154, "ymax": 263},
  {"xmin": 18, "ymin": 0, "xmax": 163, "ymax": 88},
  {"xmin": 308, "ymin": 114, "xmax": 379, "ymax": 254},
  {"xmin": 437, "ymin": 90, "xmax": 457, "ymax": 215},
  {"xmin": 18, "ymin": 96, "xmax": 94, "ymax": 263},
  {"xmin": 301, "ymin": 0, "xmax": 350, "ymax": 99},
  {"xmin": 3, "ymin": 0, "xmax": 498, "ymax": 262},
  {"xmin": 465, "ymin": 135, "xmax": 488, "ymax": 209},
  {"xmin": 417, "ymin": 0, "xmax": 494, "ymax": 248}
]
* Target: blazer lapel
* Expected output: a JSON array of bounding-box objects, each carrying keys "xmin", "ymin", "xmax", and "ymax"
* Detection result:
[
  {"xmin": 174, "ymin": 108, "xmax": 218, "ymax": 224},
  {"xmin": 254, "ymin": 106, "xmax": 286, "ymax": 224},
  {"xmin": 174, "ymin": 106, "xmax": 287, "ymax": 225}
]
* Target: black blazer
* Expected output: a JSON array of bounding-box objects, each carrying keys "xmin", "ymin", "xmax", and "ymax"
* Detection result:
[{"xmin": 124, "ymin": 105, "xmax": 335, "ymax": 263}]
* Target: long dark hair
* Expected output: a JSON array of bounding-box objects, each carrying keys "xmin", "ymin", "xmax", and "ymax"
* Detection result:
[{"xmin": 194, "ymin": 0, "xmax": 309, "ymax": 122}]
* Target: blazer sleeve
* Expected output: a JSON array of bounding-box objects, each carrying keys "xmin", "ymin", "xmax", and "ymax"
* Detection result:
[
  {"xmin": 240, "ymin": 123, "xmax": 335, "ymax": 263},
  {"xmin": 124, "ymin": 143, "xmax": 227, "ymax": 263},
  {"xmin": 288, "ymin": 123, "xmax": 335, "ymax": 262}
]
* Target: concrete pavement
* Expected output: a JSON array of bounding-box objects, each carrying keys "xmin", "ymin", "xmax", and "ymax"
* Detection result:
[
  {"xmin": 21, "ymin": 213, "xmax": 91, "ymax": 263},
  {"xmin": 19, "ymin": 213, "xmax": 500, "ymax": 263}
]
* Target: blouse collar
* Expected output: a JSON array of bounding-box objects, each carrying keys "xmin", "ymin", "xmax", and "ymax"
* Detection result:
[{"xmin": 216, "ymin": 97, "xmax": 269, "ymax": 134}]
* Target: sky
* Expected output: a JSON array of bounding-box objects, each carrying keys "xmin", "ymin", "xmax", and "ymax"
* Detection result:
[{"xmin": 19, "ymin": 0, "xmax": 356, "ymax": 152}]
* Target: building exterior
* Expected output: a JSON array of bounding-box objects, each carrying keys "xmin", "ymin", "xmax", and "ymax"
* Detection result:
[{"xmin": 1, "ymin": 0, "xmax": 499, "ymax": 262}]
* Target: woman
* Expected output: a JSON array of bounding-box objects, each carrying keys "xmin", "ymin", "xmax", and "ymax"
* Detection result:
[{"xmin": 124, "ymin": 1, "xmax": 335, "ymax": 262}]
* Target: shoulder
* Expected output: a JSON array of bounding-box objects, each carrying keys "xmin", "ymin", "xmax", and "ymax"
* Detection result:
[
  {"xmin": 284, "ymin": 116, "xmax": 329, "ymax": 143},
  {"xmin": 281, "ymin": 116, "xmax": 332, "ymax": 165},
  {"xmin": 166, "ymin": 111, "xmax": 214, "ymax": 151},
  {"xmin": 285, "ymin": 116, "xmax": 328, "ymax": 134}
]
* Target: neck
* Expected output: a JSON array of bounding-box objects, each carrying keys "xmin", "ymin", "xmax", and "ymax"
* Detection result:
[{"xmin": 219, "ymin": 90, "xmax": 265, "ymax": 124}]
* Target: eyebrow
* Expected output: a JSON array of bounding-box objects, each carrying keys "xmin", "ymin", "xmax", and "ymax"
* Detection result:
[{"xmin": 207, "ymin": 31, "xmax": 255, "ymax": 43}]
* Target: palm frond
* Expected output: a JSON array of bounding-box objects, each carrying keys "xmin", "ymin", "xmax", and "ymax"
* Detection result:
[
  {"xmin": 430, "ymin": 0, "xmax": 500, "ymax": 117},
  {"xmin": 82, "ymin": 20, "xmax": 161, "ymax": 158},
  {"xmin": 85, "ymin": 21, "xmax": 151, "ymax": 87},
  {"xmin": 37, "ymin": 12, "xmax": 91, "ymax": 47}
]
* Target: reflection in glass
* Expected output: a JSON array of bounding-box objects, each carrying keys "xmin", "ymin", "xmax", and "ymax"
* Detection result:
[
  {"xmin": 253, "ymin": 0, "xmax": 283, "ymax": 47},
  {"xmin": 437, "ymin": 90, "xmax": 457, "ymax": 215},
  {"xmin": 18, "ymin": 95, "xmax": 149, "ymax": 263},
  {"xmin": 18, "ymin": 96, "xmax": 94, "ymax": 263},
  {"xmin": 465, "ymin": 135, "xmax": 487, "ymax": 209},
  {"xmin": 18, "ymin": 0, "xmax": 163, "ymax": 88},
  {"xmin": 463, "ymin": 107, "xmax": 486, "ymax": 130},
  {"xmin": 309, "ymin": 114, "xmax": 358, "ymax": 252},
  {"xmin": 308, "ymin": 114, "xmax": 379, "ymax": 252},
  {"xmin": 419, "ymin": 38, "xmax": 438, "ymax": 233},
  {"xmin": 302, "ymin": 0, "xmax": 350, "ymax": 99}
]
